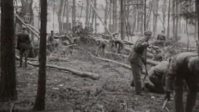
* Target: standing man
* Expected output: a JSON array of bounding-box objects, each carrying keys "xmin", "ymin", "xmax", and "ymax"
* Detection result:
[
  {"xmin": 128, "ymin": 31, "xmax": 152, "ymax": 95},
  {"xmin": 17, "ymin": 26, "xmax": 31, "ymax": 67},
  {"xmin": 48, "ymin": 30, "xmax": 55, "ymax": 51},
  {"xmin": 165, "ymin": 52, "xmax": 199, "ymax": 112},
  {"xmin": 157, "ymin": 30, "xmax": 166, "ymax": 47}
]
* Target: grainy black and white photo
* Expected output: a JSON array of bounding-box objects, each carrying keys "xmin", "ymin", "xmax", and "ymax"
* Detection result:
[{"xmin": 0, "ymin": 0, "xmax": 199, "ymax": 112}]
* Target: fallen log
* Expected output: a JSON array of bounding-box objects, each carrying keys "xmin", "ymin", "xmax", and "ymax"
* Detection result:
[
  {"xmin": 15, "ymin": 56, "xmax": 100, "ymax": 80},
  {"xmin": 88, "ymin": 52, "xmax": 158, "ymax": 69},
  {"xmin": 124, "ymin": 47, "xmax": 154, "ymax": 58},
  {"xmin": 88, "ymin": 52, "xmax": 131, "ymax": 70}
]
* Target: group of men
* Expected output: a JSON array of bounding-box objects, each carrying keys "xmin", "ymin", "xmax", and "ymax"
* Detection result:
[
  {"xmin": 128, "ymin": 30, "xmax": 199, "ymax": 112},
  {"xmin": 16, "ymin": 25, "xmax": 199, "ymax": 111}
]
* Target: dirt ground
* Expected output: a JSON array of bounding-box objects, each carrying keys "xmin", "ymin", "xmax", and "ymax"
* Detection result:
[{"xmin": 4, "ymin": 37, "xmax": 199, "ymax": 112}]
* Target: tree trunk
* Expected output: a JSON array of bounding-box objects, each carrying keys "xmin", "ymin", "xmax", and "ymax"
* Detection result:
[
  {"xmin": 33, "ymin": 0, "xmax": 47, "ymax": 110},
  {"xmin": 72, "ymin": 0, "xmax": 76, "ymax": 27},
  {"xmin": 112, "ymin": 0, "xmax": 116, "ymax": 32},
  {"xmin": 172, "ymin": 0, "xmax": 175, "ymax": 37},
  {"xmin": 109, "ymin": 0, "xmax": 112, "ymax": 32},
  {"xmin": 86, "ymin": 0, "xmax": 89, "ymax": 26},
  {"xmin": 120, "ymin": 0, "xmax": 125, "ymax": 40},
  {"xmin": 94, "ymin": 0, "xmax": 97, "ymax": 33},
  {"xmin": 162, "ymin": 0, "xmax": 167, "ymax": 31},
  {"xmin": 196, "ymin": 0, "xmax": 199, "ymax": 55},
  {"xmin": 58, "ymin": 0, "xmax": 64, "ymax": 33},
  {"xmin": 175, "ymin": 0, "xmax": 179, "ymax": 38},
  {"xmin": 167, "ymin": 0, "xmax": 171, "ymax": 39},
  {"xmin": 115, "ymin": 0, "xmax": 118, "ymax": 32},
  {"xmin": 66, "ymin": 0, "xmax": 69, "ymax": 32},
  {"xmin": 152, "ymin": 0, "xmax": 159, "ymax": 36},
  {"xmin": 104, "ymin": 0, "xmax": 108, "ymax": 33},
  {"xmin": 62, "ymin": 1, "xmax": 67, "ymax": 32},
  {"xmin": 0, "ymin": 0, "xmax": 17, "ymax": 102}
]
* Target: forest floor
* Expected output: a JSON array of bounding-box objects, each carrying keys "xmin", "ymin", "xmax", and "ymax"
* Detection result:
[{"xmin": 2, "ymin": 35, "xmax": 199, "ymax": 112}]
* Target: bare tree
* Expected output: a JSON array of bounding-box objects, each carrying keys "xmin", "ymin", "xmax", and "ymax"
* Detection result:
[
  {"xmin": 167, "ymin": 0, "xmax": 171, "ymax": 39},
  {"xmin": 58, "ymin": 0, "xmax": 65, "ymax": 33},
  {"xmin": 33, "ymin": 0, "xmax": 47, "ymax": 110},
  {"xmin": 0, "ymin": 0, "xmax": 17, "ymax": 102},
  {"xmin": 152, "ymin": 0, "xmax": 159, "ymax": 36},
  {"xmin": 72, "ymin": 0, "xmax": 76, "ymax": 27},
  {"xmin": 120, "ymin": 0, "xmax": 125, "ymax": 40},
  {"xmin": 86, "ymin": 0, "xmax": 89, "ymax": 26}
]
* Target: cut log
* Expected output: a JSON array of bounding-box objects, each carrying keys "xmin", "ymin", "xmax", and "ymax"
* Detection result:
[{"xmin": 15, "ymin": 56, "xmax": 100, "ymax": 80}]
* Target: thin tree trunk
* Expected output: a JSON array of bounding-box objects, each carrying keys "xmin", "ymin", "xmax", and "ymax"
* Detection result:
[
  {"xmin": 120, "ymin": 0, "xmax": 125, "ymax": 40},
  {"xmin": 94, "ymin": 0, "xmax": 97, "ymax": 33},
  {"xmin": 58, "ymin": 0, "xmax": 64, "ymax": 33},
  {"xmin": 112, "ymin": 0, "xmax": 116, "ymax": 32},
  {"xmin": 86, "ymin": 0, "xmax": 89, "ymax": 26},
  {"xmin": 72, "ymin": 0, "xmax": 76, "ymax": 27},
  {"xmin": 175, "ymin": 0, "xmax": 179, "ymax": 38},
  {"xmin": 33, "ymin": 0, "xmax": 47, "ymax": 110},
  {"xmin": 62, "ymin": 0, "xmax": 67, "ymax": 32},
  {"xmin": 104, "ymin": 0, "xmax": 108, "ymax": 33},
  {"xmin": 196, "ymin": 0, "xmax": 199, "ymax": 55},
  {"xmin": 115, "ymin": 0, "xmax": 118, "ymax": 32},
  {"xmin": 109, "ymin": 0, "xmax": 112, "ymax": 32},
  {"xmin": 66, "ymin": 0, "xmax": 69, "ymax": 32},
  {"xmin": 162, "ymin": 0, "xmax": 167, "ymax": 31},
  {"xmin": 167, "ymin": 0, "xmax": 171, "ymax": 39},
  {"xmin": 172, "ymin": 0, "xmax": 175, "ymax": 37},
  {"xmin": 152, "ymin": 0, "xmax": 159, "ymax": 36},
  {"xmin": 0, "ymin": 0, "xmax": 17, "ymax": 102}
]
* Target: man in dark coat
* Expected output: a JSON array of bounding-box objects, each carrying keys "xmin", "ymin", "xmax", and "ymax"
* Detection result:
[
  {"xmin": 48, "ymin": 30, "xmax": 55, "ymax": 51},
  {"xmin": 17, "ymin": 26, "xmax": 31, "ymax": 67},
  {"xmin": 165, "ymin": 52, "xmax": 199, "ymax": 112},
  {"xmin": 128, "ymin": 31, "xmax": 152, "ymax": 95}
]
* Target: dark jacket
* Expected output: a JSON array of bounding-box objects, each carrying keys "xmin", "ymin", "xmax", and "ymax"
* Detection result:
[
  {"xmin": 166, "ymin": 52, "xmax": 199, "ymax": 91},
  {"xmin": 17, "ymin": 30, "xmax": 31, "ymax": 50},
  {"xmin": 128, "ymin": 37, "xmax": 148, "ymax": 66}
]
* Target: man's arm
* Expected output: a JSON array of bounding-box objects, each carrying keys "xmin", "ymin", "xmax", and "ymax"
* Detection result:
[{"xmin": 134, "ymin": 39, "xmax": 149, "ymax": 49}]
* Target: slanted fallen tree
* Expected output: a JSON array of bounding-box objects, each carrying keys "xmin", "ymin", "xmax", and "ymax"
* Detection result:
[
  {"xmin": 88, "ymin": 52, "xmax": 158, "ymax": 70},
  {"xmin": 15, "ymin": 56, "xmax": 100, "ymax": 80}
]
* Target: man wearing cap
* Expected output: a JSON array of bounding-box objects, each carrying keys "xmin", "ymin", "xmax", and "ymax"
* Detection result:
[
  {"xmin": 165, "ymin": 52, "xmax": 199, "ymax": 112},
  {"xmin": 128, "ymin": 31, "xmax": 152, "ymax": 95},
  {"xmin": 17, "ymin": 26, "xmax": 31, "ymax": 67}
]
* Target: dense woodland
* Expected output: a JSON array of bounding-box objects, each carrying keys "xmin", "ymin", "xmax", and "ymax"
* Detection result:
[{"xmin": 0, "ymin": 0, "xmax": 199, "ymax": 112}]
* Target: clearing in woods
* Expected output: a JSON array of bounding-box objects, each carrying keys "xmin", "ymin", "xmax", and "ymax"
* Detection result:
[{"xmin": 13, "ymin": 35, "xmax": 199, "ymax": 112}]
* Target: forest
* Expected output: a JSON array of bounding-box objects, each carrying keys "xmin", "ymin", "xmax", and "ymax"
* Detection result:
[{"xmin": 0, "ymin": 0, "xmax": 199, "ymax": 112}]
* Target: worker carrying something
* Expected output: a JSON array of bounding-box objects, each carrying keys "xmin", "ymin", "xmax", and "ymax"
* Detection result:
[
  {"xmin": 17, "ymin": 26, "xmax": 31, "ymax": 67},
  {"xmin": 144, "ymin": 61, "xmax": 170, "ymax": 94},
  {"xmin": 165, "ymin": 52, "xmax": 199, "ymax": 112},
  {"xmin": 128, "ymin": 30, "xmax": 152, "ymax": 95}
]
